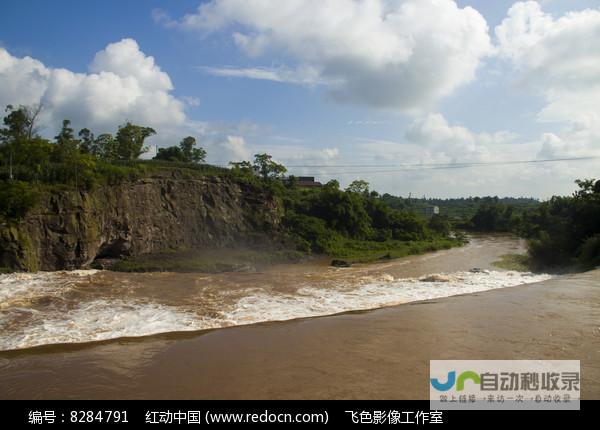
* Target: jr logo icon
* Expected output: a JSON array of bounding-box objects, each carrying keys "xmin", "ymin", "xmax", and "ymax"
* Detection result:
[{"xmin": 430, "ymin": 371, "xmax": 481, "ymax": 392}]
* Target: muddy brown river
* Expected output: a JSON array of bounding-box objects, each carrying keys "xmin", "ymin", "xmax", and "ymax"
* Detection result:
[{"xmin": 2, "ymin": 234, "xmax": 598, "ymax": 399}]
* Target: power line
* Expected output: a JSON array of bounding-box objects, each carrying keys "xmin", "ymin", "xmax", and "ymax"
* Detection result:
[
  {"xmin": 208, "ymin": 155, "xmax": 599, "ymax": 175},
  {"xmin": 211, "ymin": 155, "xmax": 599, "ymax": 169},
  {"xmin": 281, "ymin": 156, "xmax": 600, "ymax": 175},
  {"xmin": 282, "ymin": 156, "xmax": 600, "ymax": 169}
]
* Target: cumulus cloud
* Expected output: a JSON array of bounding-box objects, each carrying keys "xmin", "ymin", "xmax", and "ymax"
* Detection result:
[
  {"xmin": 340, "ymin": 109, "xmax": 598, "ymax": 198},
  {"xmin": 0, "ymin": 49, "xmax": 49, "ymax": 107},
  {"xmin": 166, "ymin": 0, "xmax": 492, "ymax": 112},
  {"xmin": 275, "ymin": 146, "xmax": 340, "ymax": 164},
  {"xmin": 350, "ymin": 136, "xmax": 568, "ymax": 199},
  {"xmin": 252, "ymin": 144, "xmax": 341, "ymax": 180},
  {"xmin": 0, "ymin": 39, "xmax": 268, "ymax": 165},
  {"xmin": 0, "ymin": 38, "xmax": 186, "ymax": 135},
  {"xmin": 536, "ymin": 127, "xmax": 600, "ymax": 159},
  {"xmin": 330, "ymin": 113, "xmax": 573, "ymax": 197},
  {"xmin": 216, "ymin": 135, "xmax": 252, "ymax": 162},
  {"xmin": 406, "ymin": 113, "xmax": 518, "ymax": 163},
  {"xmin": 495, "ymin": 1, "xmax": 600, "ymax": 158}
]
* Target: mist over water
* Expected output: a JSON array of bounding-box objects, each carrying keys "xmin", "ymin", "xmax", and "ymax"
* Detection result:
[{"xmin": 0, "ymin": 235, "xmax": 552, "ymax": 351}]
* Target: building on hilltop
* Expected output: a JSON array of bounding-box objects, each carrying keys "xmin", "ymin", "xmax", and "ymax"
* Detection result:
[{"xmin": 296, "ymin": 176, "xmax": 323, "ymax": 188}]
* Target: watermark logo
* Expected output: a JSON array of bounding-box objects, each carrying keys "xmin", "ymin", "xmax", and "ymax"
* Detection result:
[
  {"xmin": 430, "ymin": 360, "xmax": 580, "ymax": 410},
  {"xmin": 430, "ymin": 370, "xmax": 481, "ymax": 392}
]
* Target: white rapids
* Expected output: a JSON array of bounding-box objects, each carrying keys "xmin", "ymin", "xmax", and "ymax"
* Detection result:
[{"xmin": 0, "ymin": 269, "xmax": 552, "ymax": 351}]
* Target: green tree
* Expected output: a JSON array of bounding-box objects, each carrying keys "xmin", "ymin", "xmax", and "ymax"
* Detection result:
[
  {"xmin": 53, "ymin": 119, "xmax": 79, "ymax": 162},
  {"xmin": 229, "ymin": 161, "xmax": 254, "ymax": 179},
  {"xmin": 469, "ymin": 199, "xmax": 514, "ymax": 232},
  {"xmin": 574, "ymin": 179, "xmax": 597, "ymax": 197},
  {"xmin": 154, "ymin": 146, "xmax": 184, "ymax": 162},
  {"xmin": 78, "ymin": 128, "xmax": 94, "ymax": 154},
  {"xmin": 1, "ymin": 104, "xmax": 42, "ymax": 141},
  {"xmin": 346, "ymin": 179, "xmax": 370, "ymax": 194},
  {"xmin": 179, "ymin": 136, "xmax": 206, "ymax": 163},
  {"xmin": 520, "ymin": 179, "xmax": 600, "ymax": 269},
  {"xmin": 428, "ymin": 214, "xmax": 451, "ymax": 236},
  {"xmin": 309, "ymin": 182, "xmax": 373, "ymax": 239},
  {"xmin": 94, "ymin": 134, "xmax": 118, "ymax": 160},
  {"xmin": 115, "ymin": 122, "xmax": 155, "ymax": 160},
  {"xmin": 1, "ymin": 105, "xmax": 43, "ymax": 180},
  {"xmin": 323, "ymin": 179, "xmax": 340, "ymax": 191},
  {"xmin": 154, "ymin": 136, "xmax": 207, "ymax": 163},
  {"xmin": 253, "ymin": 153, "xmax": 287, "ymax": 180}
]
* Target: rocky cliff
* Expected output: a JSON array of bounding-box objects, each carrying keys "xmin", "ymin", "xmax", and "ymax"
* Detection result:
[{"xmin": 0, "ymin": 173, "xmax": 282, "ymax": 271}]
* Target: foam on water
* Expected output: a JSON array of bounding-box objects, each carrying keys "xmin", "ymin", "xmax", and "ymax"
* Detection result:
[
  {"xmin": 221, "ymin": 270, "xmax": 552, "ymax": 324},
  {"xmin": 0, "ymin": 270, "xmax": 98, "ymax": 309},
  {"xmin": 0, "ymin": 300, "xmax": 207, "ymax": 351},
  {"xmin": 0, "ymin": 269, "xmax": 552, "ymax": 351}
]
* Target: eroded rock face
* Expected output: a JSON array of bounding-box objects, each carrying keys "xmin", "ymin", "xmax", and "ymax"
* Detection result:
[{"xmin": 0, "ymin": 174, "xmax": 281, "ymax": 271}]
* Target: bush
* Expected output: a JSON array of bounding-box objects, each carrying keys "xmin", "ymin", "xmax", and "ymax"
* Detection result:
[
  {"xmin": 0, "ymin": 181, "xmax": 40, "ymax": 219},
  {"xmin": 283, "ymin": 211, "xmax": 338, "ymax": 253},
  {"xmin": 578, "ymin": 234, "xmax": 600, "ymax": 269},
  {"xmin": 521, "ymin": 179, "xmax": 600, "ymax": 270},
  {"xmin": 95, "ymin": 162, "xmax": 143, "ymax": 185}
]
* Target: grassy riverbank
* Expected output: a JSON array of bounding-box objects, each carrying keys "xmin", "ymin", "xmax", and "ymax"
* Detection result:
[
  {"xmin": 491, "ymin": 253, "xmax": 531, "ymax": 271},
  {"xmin": 325, "ymin": 237, "xmax": 465, "ymax": 264},
  {"xmin": 104, "ymin": 248, "xmax": 305, "ymax": 273},
  {"xmin": 105, "ymin": 236, "xmax": 466, "ymax": 273}
]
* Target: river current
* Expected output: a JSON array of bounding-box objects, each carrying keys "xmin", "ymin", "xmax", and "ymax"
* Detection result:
[{"xmin": 0, "ymin": 235, "xmax": 551, "ymax": 351}]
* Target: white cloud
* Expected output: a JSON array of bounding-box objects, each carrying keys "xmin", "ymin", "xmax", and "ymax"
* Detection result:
[
  {"xmin": 335, "ymin": 113, "xmax": 578, "ymax": 198},
  {"xmin": 168, "ymin": 0, "xmax": 492, "ymax": 112},
  {"xmin": 0, "ymin": 39, "xmax": 266, "ymax": 165},
  {"xmin": 348, "ymin": 136, "xmax": 577, "ymax": 199},
  {"xmin": 182, "ymin": 96, "xmax": 201, "ymax": 107},
  {"xmin": 320, "ymin": 148, "xmax": 339, "ymax": 160},
  {"xmin": 536, "ymin": 128, "xmax": 600, "ymax": 159},
  {"xmin": 0, "ymin": 38, "xmax": 185, "ymax": 135},
  {"xmin": 260, "ymin": 143, "xmax": 340, "ymax": 162},
  {"xmin": 90, "ymin": 39, "xmax": 174, "ymax": 92},
  {"xmin": 219, "ymin": 136, "xmax": 251, "ymax": 161},
  {"xmin": 406, "ymin": 113, "xmax": 518, "ymax": 163},
  {"xmin": 495, "ymin": 1, "xmax": 600, "ymax": 158},
  {"xmin": 0, "ymin": 49, "xmax": 49, "ymax": 107},
  {"xmin": 256, "ymin": 144, "xmax": 341, "ymax": 179},
  {"xmin": 200, "ymin": 65, "xmax": 333, "ymax": 85},
  {"xmin": 495, "ymin": 1, "xmax": 555, "ymax": 62}
]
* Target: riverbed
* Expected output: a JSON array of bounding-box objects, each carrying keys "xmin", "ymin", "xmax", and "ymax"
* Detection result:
[
  {"xmin": 3, "ymin": 234, "xmax": 596, "ymax": 399},
  {"xmin": 0, "ymin": 235, "xmax": 548, "ymax": 351}
]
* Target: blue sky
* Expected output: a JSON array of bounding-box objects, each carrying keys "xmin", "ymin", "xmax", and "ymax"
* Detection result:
[{"xmin": 1, "ymin": 0, "xmax": 600, "ymax": 198}]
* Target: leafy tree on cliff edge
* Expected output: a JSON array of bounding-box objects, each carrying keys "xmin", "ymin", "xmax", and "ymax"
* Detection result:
[
  {"xmin": 115, "ymin": 122, "xmax": 155, "ymax": 160},
  {"xmin": 78, "ymin": 128, "xmax": 94, "ymax": 154},
  {"xmin": 253, "ymin": 153, "xmax": 287, "ymax": 180},
  {"xmin": 53, "ymin": 119, "xmax": 79, "ymax": 162},
  {"xmin": 154, "ymin": 136, "xmax": 206, "ymax": 163},
  {"xmin": 0, "ymin": 105, "xmax": 44, "ymax": 180},
  {"xmin": 180, "ymin": 136, "xmax": 206, "ymax": 163}
]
